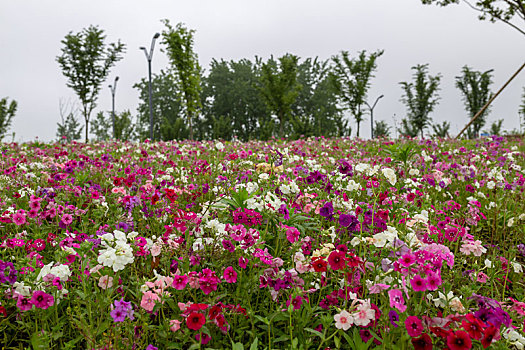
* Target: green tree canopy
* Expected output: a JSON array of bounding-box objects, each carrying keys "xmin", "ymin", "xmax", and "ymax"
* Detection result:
[
  {"xmin": 0, "ymin": 97, "xmax": 17, "ymax": 141},
  {"xmin": 161, "ymin": 20, "xmax": 202, "ymax": 140},
  {"xmin": 455, "ymin": 66, "xmax": 493, "ymax": 139},
  {"xmin": 421, "ymin": 0, "xmax": 525, "ymax": 36},
  {"xmin": 399, "ymin": 64, "xmax": 442, "ymax": 138},
  {"xmin": 56, "ymin": 25, "xmax": 125, "ymax": 142},
  {"xmin": 330, "ymin": 50, "xmax": 383, "ymax": 138}
]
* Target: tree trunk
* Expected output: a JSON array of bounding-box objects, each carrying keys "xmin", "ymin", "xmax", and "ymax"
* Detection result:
[
  {"xmin": 356, "ymin": 121, "xmax": 360, "ymax": 138},
  {"xmin": 279, "ymin": 112, "xmax": 284, "ymax": 139},
  {"xmin": 188, "ymin": 112, "xmax": 194, "ymax": 140}
]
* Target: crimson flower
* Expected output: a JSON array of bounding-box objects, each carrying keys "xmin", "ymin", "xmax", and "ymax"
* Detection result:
[
  {"xmin": 481, "ymin": 326, "xmax": 498, "ymax": 349},
  {"xmin": 405, "ymin": 316, "xmax": 424, "ymax": 337},
  {"xmin": 447, "ymin": 330, "xmax": 472, "ymax": 350},
  {"xmin": 411, "ymin": 333, "xmax": 433, "ymax": 350},
  {"xmin": 186, "ymin": 312, "xmax": 206, "ymax": 331},
  {"xmin": 461, "ymin": 314, "xmax": 484, "ymax": 340},
  {"xmin": 327, "ymin": 251, "xmax": 346, "ymax": 271},
  {"xmin": 311, "ymin": 257, "xmax": 327, "ymax": 272}
]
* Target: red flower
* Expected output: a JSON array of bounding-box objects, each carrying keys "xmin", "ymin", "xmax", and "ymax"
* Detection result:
[
  {"xmin": 311, "ymin": 257, "xmax": 327, "ymax": 272},
  {"xmin": 327, "ymin": 251, "xmax": 346, "ymax": 271},
  {"xmin": 461, "ymin": 314, "xmax": 484, "ymax": 340},
  {"xmin": 481, "ymin": 326, "xmax": 498, "ymax": 349},
  {"xmin": 186, "ymin": 312, "xmax": 206, "ymax": 331},
  {"xmin": 447, "ymin": 330, "xmax": 472, "ymax": 350},
  {"xmin": 430, "ymin": 326, "xmax": 451, "ymax": 339},
  {"xmin": 411, "ymin": 333, "xmax": 433, "ymax": 350}
]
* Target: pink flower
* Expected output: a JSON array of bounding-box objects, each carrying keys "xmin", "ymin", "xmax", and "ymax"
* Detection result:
[
  {"xmin": 388, "ymin": 289, "xmax": 407, "ymax": 312},
  {"xmin": 334, "ymin": 310, "xmax": 353, "ymax": 330},
  {"xmin": 284, "ymin": 226, "xmax": 300, "ymax": 243},
  {"xmin": 16, "ymin": 295, "xmax": 33, "ymax": 311},
  {"xmin": 238, "ymin": 257, "xmax": 248, "ymax": 269},
  {"xmin": 353, "ymin": 301, "xmax": 375, "ymax": 327},
  {"xmin": 405, "ymin": 316, "xmax": 424, "ymax": 337},
  {"xmin": 172, "ymin": 274, "xmax": 188, "ymax": 290},
  {"xmin": 286, "ymin": 296, "xmax": 304, "ymax": 310},
  {"xmin": 399, "ymin": 253, "xmax": 416, "ymax": 267},
  {"xmin": 31, "ymin": 291, "xmax": 54, "ymax": 310},
  {"xmin": 13, "ymin": 210, "xmax": 26, "ymax": 226},
  {"xmin": 169, "ymin": 319, "xmax": 182, "ymax": 332},
  {"xmin": 425, "ymin": 271, "xmax": 441, "ymax": 291},
  {"xmin": 140, "ymin": 291, "xmax": 160, "ymax": 312},
  {"xmin": 223, "ymin": 266, "xmax": 237, "ymax": 283},
  {"xmin": 61, "ymin": 213, "xmax": 73, "ymax": 226},
  {"xmin": 410, "ymin": 275, "xmax": 427, "ymax": 292},
  {"xmin": 369, "ymin": 283, "xmax": 390, "ymax": 294},
  {"xmin": 98, "ymin": 275, "xmax": 113, "ymax": 289},
  {"xmin": 476, "ymin": 272, "xmax": 488, "ymax": 283}
]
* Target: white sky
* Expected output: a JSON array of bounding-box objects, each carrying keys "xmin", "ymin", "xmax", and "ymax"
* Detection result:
[{"xmin": 1, "ymin": 0, "xmax": 524, "ymax": 142}]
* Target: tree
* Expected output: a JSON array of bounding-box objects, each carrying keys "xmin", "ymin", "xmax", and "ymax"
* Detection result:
[
  {"xmin": 202, "ymin": 58, "xmax": 271, "ymax": 141},
  {"xmin": 134, "ymin": 69, "xmax": 187, "ymax": 141},
  {"xmin": 56, "ymin": 25, "xmax": 125, "ymax": 142},
  {"xmin": 161, "ymin": 20, "xmax": 202, "ymax": 140},
  {"xmin": 399, "ymin": 64, "xmax": 441, "ymax": 138},
  {"xmin": 421, "ymin": 0, "xmax": 525, "ymax": 36},
  {"xmin": 374, "ymin": 120, "xmax": 391, "ymax": 138},
  {"xmin": 330, "ymin": 50, "xmax": 383, "ymax": 137},
  {"xmin": 0, "ymin": 97, "xmax": 17, "ymax": 141},
  {"xmin": 487, "ymin": 119, "xmax": 505, "ymax": 135},
  {"xmin": 455, "ymin": 66, "xmax": 493, "ymax": 138},
  {"xmin": 56, "ymin": 99, "xmax": 83, "ymax": 143},
  {"xmin": 258, "ymin": 54, "xmax": 302, "ymax": 139},
  {"xmin": 432, "ymin": 121, "xmax": 451, "ymax": 138},
  {"xmin": 291, "ymin": 57, "xmax": 347, "ymax": 138},
  {"xmin": 91, "ymin": 110, "xmax": 136, "ymax": 141}
]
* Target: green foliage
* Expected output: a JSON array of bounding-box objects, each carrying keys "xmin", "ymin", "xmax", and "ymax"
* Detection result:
[
  {"xmin": 330, "ymin": 50, "xmax": 383, "ymax": 137},
  {"xmin": 487, "ymin": 119, "xmax": 505, "ymax": 135},
  {"xmin": 56, "ymin": 25, "xmax": 125, "ymax": 143},
  {"xmin": 0, "ymin": 97, "xmax": 17, "ymax": 141},
  {"xmin": 455, "ymin": 66, "xmax": 493, "ymax": 139},
  {"xmin": 399, "ymin": 64, "xmax": 441, "ymax": 138},
  {"xmin": 373, "ymin": 120, "xmax": 391, "ymax": 138},
  {"xmin": 134, "ymin": 69, "xmax": 186, "ymax": 141},
  {"xmin": 432, "ymin": 121, "xmax": 451, "ymax": 138},
  {"xmin": 56, "ymin": 114, "xmax": 83, "ymax": 143},
  {"xmin": 91, "ymin": 110, "xmax": 136, "ymax": 141},
  {"xmin": 161, "ymin": 20, "xmax": 202, "ymax": 140},
  {"xmin": 421, "ymin": 0, "xmax": 525, "ymax": 36},
  {"xmin": 290, "ymin": 57, "xmax": 347, "ymax": 138},
  {"xmin": 202, "ymin": 58, "xmax": 271, "ymax": 141},
  {"xmin": 520, "ymin": 87, "xmax": 525, "ymax": 131},
  {"xmin": 258, "ymin": 54, "xmax": 302, "ymax": 139}
]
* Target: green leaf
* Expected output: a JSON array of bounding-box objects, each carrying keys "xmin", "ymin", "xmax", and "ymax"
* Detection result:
[
  {"xmin": 249, "ymin": 338, "xmax": 259, "ymax": 350},
  {"xmin": 232, "ymin": 341, "xmax": 245, "ymax": 350},
  {"xmin": 304, "ymin": 328, "xmax": 324, "ymax": 339}
]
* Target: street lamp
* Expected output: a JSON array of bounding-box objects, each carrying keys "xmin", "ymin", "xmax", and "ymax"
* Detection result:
[
  {"xmin": 365, "ymin": 94, "xmax": 384, "ymax": 139},
  {"xmin": 140, "ymin": 32, "xmax": 161, "ymax": 141},
  {"xmin": 108, "ymin": 76, "xmax": 119, "ymax": 139}
]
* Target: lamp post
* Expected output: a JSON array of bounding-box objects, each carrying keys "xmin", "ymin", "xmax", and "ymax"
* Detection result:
[
  {"xmin": 140, "ymin": 32, "xmax": 160, "ymax": 141},
  {"xmin": 108, "ymin": 76, "xmax": 119, "ymax": 139},
  {"xmin": 365, "ymin": 94, "xmax": 384, "ymax": 139}
]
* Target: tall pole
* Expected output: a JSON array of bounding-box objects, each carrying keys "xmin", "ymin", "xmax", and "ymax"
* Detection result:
[
  {"xmin": 365, "ymin": 94, "xmax": 384, "ymax": 139},
  {"xmin": 140, "ymin": 32, "xmax": 160, "ymax": 141},
  {"xmin": 109, "ymin": 76, "xmax": 119, "ymax": 139}
]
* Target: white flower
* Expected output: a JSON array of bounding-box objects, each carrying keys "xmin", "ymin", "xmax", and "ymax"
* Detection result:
[
  {"xmin": 512, "ymin": 261, "xmax": 523, "ymax": 273},
  {"xmin": 279, "ymin": 184, "xmax": 291, "ymax": 195},
  {"xmin": 485, "ymin": 259, "xmax": 493, "ymax": 268},
  {"xmin": 508, "ymin": 218, "xmax": 515, "ymax": 227},
  {"xmin": 487, "ymin": 181, "xmax": 495, "ymax": 189},
  {"xmin": 334, "ymin": 310, "xmax": 353, "ymax": 330},
  {"xmin": 259, "ymin": 173, "xmax": 269, "ymax": 180},
  {"xmin": 382, "ymin": 168, "xmax": 397, "ymax": 186},
  {"xmin": 215, "ymin": 142, "xmax": 224, "ymax": 151}
]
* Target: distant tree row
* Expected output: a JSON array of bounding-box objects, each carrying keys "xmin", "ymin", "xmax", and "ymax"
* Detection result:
[{"xmin": 50, "ymin": 22, "xmax": 524, "ymax": 143}]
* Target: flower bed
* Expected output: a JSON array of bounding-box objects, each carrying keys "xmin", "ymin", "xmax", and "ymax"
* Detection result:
[{"xmin": 0, "ymin": 137, "xmax": 524, "ymax": 349}]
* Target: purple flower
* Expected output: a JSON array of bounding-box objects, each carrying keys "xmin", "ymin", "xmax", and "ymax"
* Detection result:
[
  {"xmin": 319, "ymin": 202, "xmax": 334, "ymax": 218},
  {"xmin": 279, "ymin": 204, "xmax": 290, "ymax": 221},
  {"xmin": 389, "ymin": 310, "xmax": 399, "ymax": 327},
  {"xmin": 146, "ymin": 345, "xmax": 158, "ymax": 350},
  {"xmin": 110, "ymin": 298, "xmax": 134, "ymax": 322},
  {"xmin": 338, "ymin": 214, "xmax": 353, "ymax": 227}
]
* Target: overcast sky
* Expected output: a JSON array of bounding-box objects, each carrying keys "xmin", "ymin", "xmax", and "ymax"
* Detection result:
[{"xmin": 1, "ymin": 0, "xmax": 524, "ymax": 142}]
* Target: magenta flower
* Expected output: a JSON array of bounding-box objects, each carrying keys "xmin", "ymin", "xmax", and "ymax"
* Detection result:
[
  {"xmin": 223, "ymin": 266, "xmax": 237, "ymax": 283},
  {"xmin": 61, "ymin": 213, "xmax": 73, "ymax": 226},
  {"xmin": 410, "ymin": 275, "xmax": 427, "ymax": 292},
  {"xmin": 425, "ymin": 271, "xmax": 442, "ymax": 291},
  {"xmin": 31, "ymin": 290, "xmax": 54, "ymax": 310},
  {"xmin": 286, "ymin": 296, "xmax": 304, "ymax": 310},
  {"xmin": 172, "ymin": 274, "xmax": 188, "ymax": 290},
  {"xmin": 388, "ymin": 289, "xmax": 407, "ymax": 312},
  {"xmin": 16, "ymin": 295, "xmax": 33, "ymax": 311},
  {"xmin": 399, "ymin": 253, "xmax": 416, "ymax": 267},
  {"xmin": 405, "ymin": 316, "xmax": 424, "ymax": 337},
  {"xmin": 12, "ymin": 210, "xmax": 26, "ymax": 226}
]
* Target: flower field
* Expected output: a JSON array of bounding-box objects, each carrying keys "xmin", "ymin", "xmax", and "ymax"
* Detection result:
[{"xmin": 0, "ymin": 137, "xmax": 525, "ymax": 349}]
